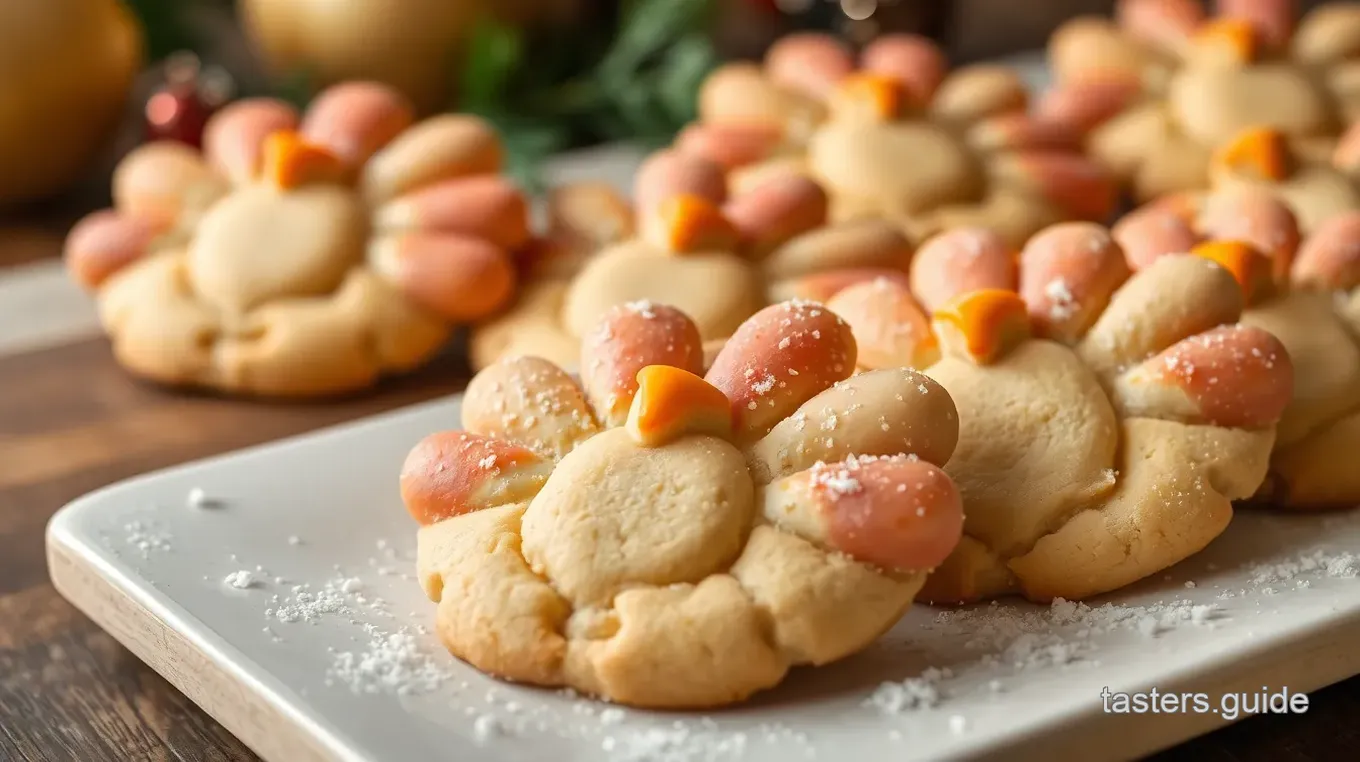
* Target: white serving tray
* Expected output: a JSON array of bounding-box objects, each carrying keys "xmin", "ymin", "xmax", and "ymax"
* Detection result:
[{"xmin": 46, "ymin": 391, "xmax": 1360, "ymax": 762}]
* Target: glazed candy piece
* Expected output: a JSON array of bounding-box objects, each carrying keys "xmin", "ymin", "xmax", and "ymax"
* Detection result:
[
  {"xmin": 1018, "ymin": 222, "xmax": 1131, "ymax": 342},
  {"xmin": 582, "ymin": 302, "xmax": 706, "ymax": 427},
  {"xmin": 300, "ymin": 82, "xmax": 414, "ymax": 167},
  {"xmin": 63, "ymin": 81, "xmax": 530, "ymax": 397},
  {"xmin": 202, "ymin": 99, "xmax": 300, "ymax": 183},
  {"xmin": 706, "ymin": 301, "xmax": 857, "ymax": 439},
  {"xmin": 826, "ymin": 278, "xmax": 938, "ymax": 370},
  {"xmin": 835, "ymin": 219, "xmax": 1297, "ymax": 603},
  {"xmin": 64, "ymin": 211, "xmax": 169, "ymax": 289},
  {"xmin": 1047, "ymin": 2, "xmax": 1360, "ymax": 202},
  {"xmin": 401, "ymin": 433, "xmax": 554, "ymax": 525},
  {"xmin": 909, "ymin": 227, "xmax": 1018, "ymax": 312},
  {"xmin": 1117, "ymin": 0, "xmax": 1204, "ymax": 49},
  {"xmin": 861, "ymin": 34, "xmax": 949, "ymax": 103},
  {"xmin": 405, "ymin": 300, "xmax": 965, "ymax": 707}
]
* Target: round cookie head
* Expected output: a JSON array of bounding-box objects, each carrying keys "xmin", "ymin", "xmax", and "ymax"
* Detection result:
[
  {"xmin": 828, "ymin": 220, "xmax": 1294, "ymax": 603},
  {"xmin": 404, "ymin": 300, "xmax": 967, "ymax": 707},
  {"xmin": 1045, "ymin": 1, "xmax": 1360, "ymax": 202},
  {"xmin": 689, "ymin": 32, "xmax": 1118, "ymax": 248},
  {"xmin": 65, "ymin": 81, "xmax": 530, "ymax": 397}
]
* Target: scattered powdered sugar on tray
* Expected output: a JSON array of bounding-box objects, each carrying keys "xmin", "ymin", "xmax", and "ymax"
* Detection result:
[
  {"xmin": 186, "ymin": 487, "xmax": 218, "ymax": 509},
  {"xmin": 866, "ymin": 667, "xmax": 947, "ymax": 713},
  {"xmin": 1250, "ymin": 549, "xmax": 1359, "ymax": 587},
  {"xmin": 123, "ymin": 520, "xmax": 173, "ymax": 556},
  {"xmin": 600, "ymin": 721, "xmax": 750, "ymax": 762},
  {"xmin": 267, "ymin": 578, "xmax": 354, "ymax": 624},
  {"xmin": 223, "ymin": 570, "xmax": 261, "ymax": 589},
  {"xmin": 244, "ymin": 539, "xmax": 460, "ymax": 698},
  {"xmin": 1214, "ymin": 547, "xmax": 1360, "ymax": 598},
  {"xmin": 329, "ymin": 628, "xmax": 452, "ymax": 695},
  {"xmin": 869, "ymin": 597, "xmax": 1223, "ymax": 715},
  {"xmin": 453, "ymin": 687, "xmax": 813, "ymax": 761}
]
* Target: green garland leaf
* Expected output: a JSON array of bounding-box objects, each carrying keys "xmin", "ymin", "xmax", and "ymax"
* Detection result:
[
  {"xmin": 460, "ymin": 17, "xmax": 525, "ymax": 112},
  {"xmin": 457, "ymin": 0, "xmax": 719, "ymax": 187}
]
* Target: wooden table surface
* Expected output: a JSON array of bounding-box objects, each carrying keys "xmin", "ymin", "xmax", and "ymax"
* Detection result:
[{"xmin": 1, "ymin": 225, "xmax": 1359, "ymax": 762}]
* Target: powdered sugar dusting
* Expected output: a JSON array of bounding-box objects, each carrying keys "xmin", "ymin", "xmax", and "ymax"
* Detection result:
[
  {"xmin": 624, "ymin": 300, "xmax": 657, "ymax": 319},
  {"xmin": 329, "ymin": 629, "xmax": 451, "ymax": 695},
  {"xmin": 223, "ymin": 569, "xmax": 261, "ymax": 589},
  {"xmin": 123, "ymin": 520, "xmax": 173, "ymax": 556},
  {"xmin": 1233, "ymin": 548, "xmax": 1360, "ymax": 596},
  {"xmin": 866, "ymin": 667, "xmax": 947, "ymax": 712},
  {"xmin": 869, "ymin": 596, "xmax": 1228, "ymax": 716},
  {"xmin": 1044, "ymin": 278, "xmax": 1076, "ymax": 321}
]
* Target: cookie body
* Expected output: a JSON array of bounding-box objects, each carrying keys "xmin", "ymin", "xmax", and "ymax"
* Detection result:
[
  {"xmin": 1048, "ymin": 3, "xmax": 1360, "ymax": 202},
  {"xmin": 65, "ymin": 83, "xmax": 526, "ymax": 396},
  {"xmin": 693, "ymin": 36, "xmax": 1117, "ymax": 247},
  {"xmin": 405, "ymin": 301, "xmax": 966, "ymax": 707},
  {"xmin": 827, "ymin": 224, "xmax": 1293, "ymax": 602},
  {"xmin": 1113, "ymin": 192, "xmax": 1360, "ymax": 508}
]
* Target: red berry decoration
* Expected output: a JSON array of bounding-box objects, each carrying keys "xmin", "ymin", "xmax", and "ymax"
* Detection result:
[{"xmin": 144, "ymin": 52, "xmax": 234, "ymax": 148}]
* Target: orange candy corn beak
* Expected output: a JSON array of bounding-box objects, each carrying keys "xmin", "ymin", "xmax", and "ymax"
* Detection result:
[
  {"xmin": 833, "ymin": 73, "xmax": 908, "ymax": 121},
  {"xmin": 931, "ymin": 289, "xmax": 1031, "ymax": 365},
  {"xmin": 1213, "ymin": 127, "xmax": 1291, "ymax": 182},
  {"xmin": 262, "ymin": 129, "xmax": 346, "ymax": 189},
  {"xmin": 626, "ymin": 365, "xmax": 734, "ymax": 447},
  {"xmin": 651, "ymin": 193, "xmax": 740, "ymax": 253},
  {"xmin": 1192, "ymin": 18, "xmax": 1259, "ymax": 65},
  {"xmin": 1191, "ymin": 240, "xmax": 1275, "ymax": 305}
]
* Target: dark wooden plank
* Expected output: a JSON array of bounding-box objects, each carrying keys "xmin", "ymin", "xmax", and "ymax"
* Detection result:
[
  {"xmin": 0, "ymin": 227, "xmax": 64, "ymax": 270},
  {"xmin": 0, "ymin": 584, "xmax": 257, "ymax": 762},
  {"xmin": 0, "ymin": 334, "xmax": 477, "ymax": 762}
]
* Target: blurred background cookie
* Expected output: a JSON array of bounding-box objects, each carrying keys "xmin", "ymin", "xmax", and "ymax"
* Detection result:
[
  {"xmin": 64, "ymin": 82, "xmax": 529, "ymax": 396},
  {"xmin": 811, "ymin": 222, "xmax": 1293, "ymax": 602},
  {"xmin": 691, "ymin": 32, "xmax": 1119, "ymax": 247},
  {"xmin": 1115, "ymin": 188, "xmax": 1360, "ymax": 509},
  {"xmin": 1046, "ymin": 0, "xmax": 1360, "ymax": 201},
  {"xmin": 469, "ymin": 152, "xmax": 916, "ymax": 370}
]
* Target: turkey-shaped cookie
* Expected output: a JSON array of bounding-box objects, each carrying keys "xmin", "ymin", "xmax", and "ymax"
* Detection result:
[
  {"xmin": 64, "ymin": 82, "xmax": 527, "ymax": 396},
  {"xmin": 469, "ymin": 148, "xmax": 914, "ymax": 370},
  {"xmin": 1046, "ymin": 0, "xmax": 1360, "ymax": 201},
  {"xmin": 403, "ymin": 300, "xmax": 965, "ymax": 707},
  {"xmin": 1116, "ymin": 188, "xmax": 1360, "ymax": 508},
  {"xmin": 1207, "ymin": 124, "xmax": 1360, "ymax": 233},
  {"xmin": 690, "ymin": 33, "xmax": 1117, "ymax": 246},
  {"xmin": 835, "ymin": 223, "xmax": 1294, "ymax": 602}
]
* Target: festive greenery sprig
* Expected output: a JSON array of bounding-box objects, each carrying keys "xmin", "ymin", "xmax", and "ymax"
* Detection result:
[{"xmin": 458, "ymin": 0, "xmax": 720, "ymax": 192}]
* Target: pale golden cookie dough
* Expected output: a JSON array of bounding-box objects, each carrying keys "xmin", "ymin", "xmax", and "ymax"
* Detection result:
[
  {"xmin": 921, "ymin": 257, "xmax": 1284, "ymax": 602},
  {"xmin": 694, "ymin": 37, "xmax": 1118, "ymax": 247},
  {"xmin": 1112, "ymin": 191, "xmax": 1360, "ymax": 508},
  {"xmin": 827, "ymin": 225, "xmax": 1293, "ymax": 602},
  {"xmin": 1048, "ymin": 2, "xmax": 1360, "ymax": 201},
  {"xmin": 405, "ymin": 301, "xmax": 966, "ymax": 707},
  {"xmin": 469, "ymin": 175, "xmax": 914, "ymax": 373},
  {"xmin": 65, "ymin": 83, "xmax": 525, "ymax": 397}
]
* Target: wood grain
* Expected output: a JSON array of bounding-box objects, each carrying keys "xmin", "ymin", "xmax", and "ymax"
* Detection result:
[
  {"xmin": 0, "ymin": 336, "xmax": 471, "ymax": 762},
  {"xmin": 0, "ymin": 335, "xmax": 1357, "ymax": 761}
]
